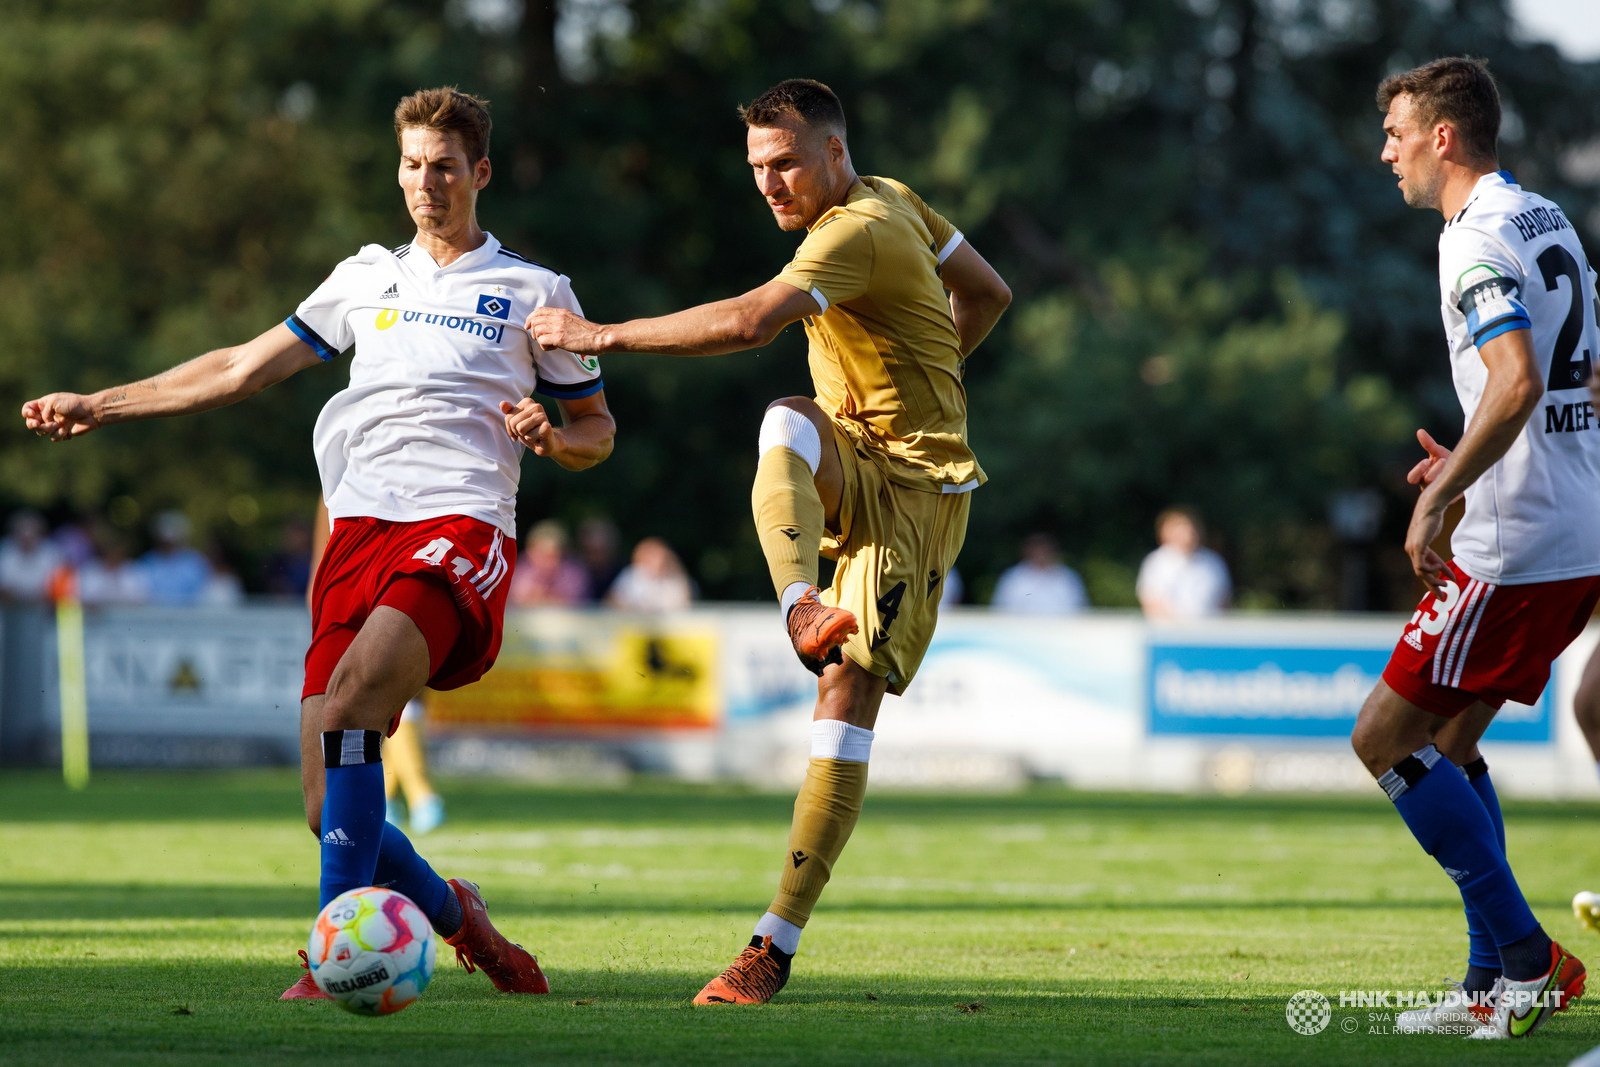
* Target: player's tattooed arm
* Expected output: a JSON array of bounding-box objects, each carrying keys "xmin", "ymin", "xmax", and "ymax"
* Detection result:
[
  {"xmin": 21, "ymin": 322, "xmax": 323, "ymax": 441},
  {"xmin": 527, "ymin": 280, "xmax": 818, "ymax": 357},
  {"xmin": 1404, "ymin": 328, "xmax": 1542, "ymax": 595},
  {"xmin": 939, "ymin": 241, "xmax": 1012, "ymax": 357},
  {"xmin": 499, "ymin": 390, "xmax": 614, "ymax": 471}
]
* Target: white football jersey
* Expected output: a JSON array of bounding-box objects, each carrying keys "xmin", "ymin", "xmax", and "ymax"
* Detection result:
[
  {"xmin": 287, "ymin": 234, "xmax": 602, "ymax": 537},
  {"xmin": 1437, "ymin": 171, "xmax": 1600, "ymax": 585}
]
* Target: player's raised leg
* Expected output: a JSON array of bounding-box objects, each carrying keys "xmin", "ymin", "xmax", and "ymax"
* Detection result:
[
  {"xmin": 695, "ymin": 660, "xmax": 883, "ymax": 1004},
  {"xmin": 753, "ymin": 397, "xmax": 857, "ymax": 673}
]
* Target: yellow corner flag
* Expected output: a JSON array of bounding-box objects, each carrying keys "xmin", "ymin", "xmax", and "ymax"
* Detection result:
[{"xmin": 55, "ymin": 570, "xmax": 89, "ymax": 791}]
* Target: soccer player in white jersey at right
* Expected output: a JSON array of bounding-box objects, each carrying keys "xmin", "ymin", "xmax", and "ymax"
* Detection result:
[
  {"xmin": 1347, "ymin": 57, "xmax": 1600, "ymax": 1040},
  {"xmin": 21, "ymin": 87, "xmax": 616, "ymax": 1001}
]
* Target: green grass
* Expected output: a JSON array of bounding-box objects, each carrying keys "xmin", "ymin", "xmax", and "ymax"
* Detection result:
[{"xmin": 4, "ymin": 771, "xmax": 1600, "ymax": 1065}]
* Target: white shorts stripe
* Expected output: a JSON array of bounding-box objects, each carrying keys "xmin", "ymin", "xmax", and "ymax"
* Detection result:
[
  {"xmin": 473, "ymin": 532, "xmax": 507, "ymax": 598},
  {"xmin": 1450, "ymin": 583, "xmax": 1496, "ymax": 689},
  {"xmin": 1431, "ymin": 580, "xmax": 1475, "ymax": 684},
  {"xmin": 1437, "ymin": 580, "xmax": 1485, "ymax": 687}
]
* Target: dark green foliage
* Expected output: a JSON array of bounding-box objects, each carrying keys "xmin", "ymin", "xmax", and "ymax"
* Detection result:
[{"xmin": 2, "ymin": 0, "xmax": 1597, "ymax": 604}]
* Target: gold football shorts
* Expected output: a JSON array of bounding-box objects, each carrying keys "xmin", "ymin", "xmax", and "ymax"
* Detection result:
[{"xmin": 820, "ymin": 421, "xmax": 971, "ymax": 695}]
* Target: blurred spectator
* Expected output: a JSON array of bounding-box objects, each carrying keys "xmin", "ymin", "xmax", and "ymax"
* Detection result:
[
  {"xmin": 1137, "ymin": 507, "xmax": 1231, "ymax": 620},
  {"xmin": 201, "ymin": 542, "xmax": 245, "ymax": 606},
  {"xmin": 262, "ymin": 519, "xmax": 313, "ymax": 598},
  {"xmin": 941, "ymin": 565, "xmax": 964, "ymax": 607},
  {"xmin": 138, "ymin": 511, "xmax": 210, "ymax": 606},
  {"xmin": 52, "ymin": 522, "xmax": 96, "ymax": 568},
  {"xmin": 0, "ymin": 509, "xmax": 63, "ymax": 603},
  {"xmin": 508, "ymin": 520, "xmax": 589, "ymax": 606},
  {"xmin": 607, "ymin": 537, "xmax": 696, "ymax": 612},
  {"xmin": 578, "ymin": 516, "xmax": 623, "ymax": 601},
  {"xmin": 78, "ymin": 526, "xmax": 151, "ymax": 606},
  {"xmin": 992, "ymin": 534, "xmax": 1087, "ymax": 614}
]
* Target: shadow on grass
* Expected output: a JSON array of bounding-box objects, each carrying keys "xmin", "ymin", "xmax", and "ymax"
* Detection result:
[
  {"xmin": 0, "ymin": 882, "xmax": 1500, "ymax": 923},
  {"xmin": 3, "ymin": 961, "xmax": 1599, "ymax": 1067}
]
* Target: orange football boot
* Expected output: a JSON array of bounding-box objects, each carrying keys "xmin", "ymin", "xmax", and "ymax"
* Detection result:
[
  {"xmin": 280, "ymin": 949, "xmax": 333, "ymax": 1000},
  {"xmin": 693, "ymin": 936, "xmax": 793, "ymax": 1005},
  {"xmin": 443, "ymin": 878, "xmax": 549, "ymax": 994},
  {"xmin": 787, "ymin": 586, "xmax": 857, "ymax": 676}
]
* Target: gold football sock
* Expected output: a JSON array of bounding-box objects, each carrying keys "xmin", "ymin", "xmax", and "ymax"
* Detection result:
[
  {"xmin": 752, "ymin": 446, "xmax": 825, "ymax": 596},
  {"xmin": 383, "ymin": 720, "xmax": 434, "ymax": 806},
  {"xmin": 768, "ymin": 757, "xmax": 868, "ymax": 927}
]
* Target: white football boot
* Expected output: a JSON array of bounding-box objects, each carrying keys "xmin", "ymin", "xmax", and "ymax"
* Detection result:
[
  {"xmin": 1394, "ymin": 978, "xmax": 1488, "ymax": 1034},
  {"xmin": 1467, "ymin": 941, "xmax": 1586, "ymax": 1040}
]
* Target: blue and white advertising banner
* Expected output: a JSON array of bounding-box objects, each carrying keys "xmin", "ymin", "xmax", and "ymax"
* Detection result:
[{"xmin": 1147, "ymin": 643, "xmax": 1550, "ymax": 743}]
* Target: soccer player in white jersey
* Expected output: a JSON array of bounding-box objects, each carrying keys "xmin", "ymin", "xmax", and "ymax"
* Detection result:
[
  {"xmin": 21, "ymin": 88, "xmax": 615, "ymax": 1000},
  {"xmin": 1346, "ymin": 58, "xmax": 1600, "ymax": 1040}
]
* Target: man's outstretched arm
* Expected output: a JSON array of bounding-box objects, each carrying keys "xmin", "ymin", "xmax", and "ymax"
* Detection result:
[
  {"xmin": 527, "ymin": 280, "xmax": 818, "ymax": 357},
  {"xmin": 22, "ymin": 322, "xmax": 322, "ymax": 441},
  {"xmin": 939, "ymin": 241, "xmax": 1012, "ymax": 357}
]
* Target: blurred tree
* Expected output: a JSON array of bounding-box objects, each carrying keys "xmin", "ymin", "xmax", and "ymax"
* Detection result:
[{"xmin": 1, "ymin": 0, "xmax": 1596, "ymax": 605}]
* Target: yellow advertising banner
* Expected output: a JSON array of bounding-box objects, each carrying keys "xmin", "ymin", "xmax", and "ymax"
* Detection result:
[{"xmin": 428, "ymin": 609, "xmax": 719, "ymax": 732}]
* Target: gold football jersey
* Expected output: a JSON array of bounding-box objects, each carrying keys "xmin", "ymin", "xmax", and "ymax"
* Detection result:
[{"xmin": 773, "ymin": 176, "xmax": 985, "ymax": 492}]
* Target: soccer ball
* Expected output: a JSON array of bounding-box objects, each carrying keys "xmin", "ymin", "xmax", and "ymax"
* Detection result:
[{"xmin": 308, "ymin": 887, "xmax": 437, "ymax": 1015}]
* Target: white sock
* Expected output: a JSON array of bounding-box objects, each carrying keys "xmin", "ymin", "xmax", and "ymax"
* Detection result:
[
  {"xmin": 780, "ymin": 580, "xmax": 811, "ymax": 620},
  {"xmin": 811, "ymin": 718, "xmax": 873, "ymax": 762},
  {"xmin": 757, "ymin": 406, "xmax": 822, "ymax": 475},
  {"xmin": 754, "ymin": 911, "xmax": 803, "ymax": 955}
]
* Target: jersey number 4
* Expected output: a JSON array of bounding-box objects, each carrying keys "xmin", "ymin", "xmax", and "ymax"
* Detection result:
[{"xmin": 1539, "ymin": 245, "xmax": 1594, "ymax": 391}]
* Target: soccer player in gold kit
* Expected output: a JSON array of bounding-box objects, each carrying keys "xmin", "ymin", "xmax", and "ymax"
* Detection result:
[{"xmin": 530, "ymin": 78, "xmax": 1011, "ymax": 1004}]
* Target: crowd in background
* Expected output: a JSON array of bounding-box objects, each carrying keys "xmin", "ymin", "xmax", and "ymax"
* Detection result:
[{"xmin": 0, "ymin": 504, "xmax": 1228, "ymax": 618}]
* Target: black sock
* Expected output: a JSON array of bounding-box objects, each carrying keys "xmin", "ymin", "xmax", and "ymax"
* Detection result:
[
  {"xmin": 1498, "ymin": 926, "xmax": 1554, "ymax": 982},
  {"xmin": 434, "ymin": 887, "xmax": 463, "ymax": 939},
  {"xmin": 1463, "ymin": 962, "xmax": 1502, "ymax": 996}
]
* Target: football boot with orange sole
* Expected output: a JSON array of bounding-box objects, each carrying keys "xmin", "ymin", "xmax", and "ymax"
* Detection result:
[
  {"xmin": 787, "ymin": 587, "xmax": 857, "ymax": 676},
  {"xmin": 694, "ymin": 936, "xmax": 793, "ymax": 1005}
]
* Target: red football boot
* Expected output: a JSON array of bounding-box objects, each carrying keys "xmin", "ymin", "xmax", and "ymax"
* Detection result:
[
  {"xmin": 443, "ymin": 878, "xmax": 549, "ymax": 994},
  {"xmin": 280, "ymin": 949, "xmax": 333, "ymax": 1000}
]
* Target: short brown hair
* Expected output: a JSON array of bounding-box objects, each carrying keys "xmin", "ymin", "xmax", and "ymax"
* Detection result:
[
  {"xmin": 739, "ymin": 78, "xmax": 846, "ymax": 135},
  {"xmin": 394, "ymin": 87, "xmax": 492, "ymax": 163},
  {"xmin": 1376, "ymin": 57, "xmax": 1501, "ymax": 163}
]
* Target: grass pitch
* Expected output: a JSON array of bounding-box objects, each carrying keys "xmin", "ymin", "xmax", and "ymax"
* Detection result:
[{"xmin": 4, "ymin": 771, "xmax": 1600, "ymax": 1065}]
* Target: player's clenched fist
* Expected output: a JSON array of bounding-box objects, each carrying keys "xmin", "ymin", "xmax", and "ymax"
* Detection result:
[
  {"xmin": 527, "ymin": 306, "xmax": 608, "ymax": 356},
  {"xmin": 500, "ymin": 398, "xmax": 559, "ymax": 456},
  {"xmin": 21, "ymin": 393, "xmax": 101, "ymax": 442}
]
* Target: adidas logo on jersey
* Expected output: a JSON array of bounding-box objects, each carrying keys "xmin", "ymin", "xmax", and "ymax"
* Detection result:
[
  {"xmin": 379, "ymin": 284, "xmax": 399, "ymax": 300},
  {"xmin": 322, "ymin": 828, "xmax": 356, "ymax": 847},
  {"xmin": 1402, "ymin": 628, "xmax": 1424, "ymax": 651}
]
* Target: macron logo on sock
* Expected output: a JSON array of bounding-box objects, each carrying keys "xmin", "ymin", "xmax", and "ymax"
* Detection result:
[{"xmin": 322, "ymin": 828, "xmax": 355, "ymax": 847}]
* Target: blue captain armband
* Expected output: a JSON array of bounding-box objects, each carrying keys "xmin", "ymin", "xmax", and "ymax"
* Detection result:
[
  {"xmin": 285, "ymin": 314, "xmax": 338, "ymax": 362},
  {"xmin": 534, "ymin": 376, "xmax": 604, "ymax": 401},
  {"xmin": 1456, "ymin": 267, "xmax": 1530, "ymax": 349}
]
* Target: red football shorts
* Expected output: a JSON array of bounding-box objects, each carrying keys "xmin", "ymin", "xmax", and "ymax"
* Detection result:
[
  {"xmin": 303, "ymin": 514, "xmax": 515, "ymax": 703},
  {"xmin": 1382, "ymin": 558, "xmax": 1600, "ymax": 718}
]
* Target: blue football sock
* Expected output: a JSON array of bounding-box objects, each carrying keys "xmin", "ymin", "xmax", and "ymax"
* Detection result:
[
  {"xmin": 1461, "ymin": 757, "xmax": 1506, "ymax": 974},
  {"xmin": 1380, "ymin": 746, "xmax": 1539, "ymax": 960},
  {"xmin": 372, "ymin": 821, "xmax": 459, "ymax": 937},
  {"xmin": 319, "ymin": 730, "xmax": 387, "ymax": 909}
]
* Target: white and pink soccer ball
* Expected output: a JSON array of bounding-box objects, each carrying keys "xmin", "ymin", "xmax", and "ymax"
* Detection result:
[{"xmin": 308, "ymin": 887, "xmax": 436, "ymax": 1015}]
